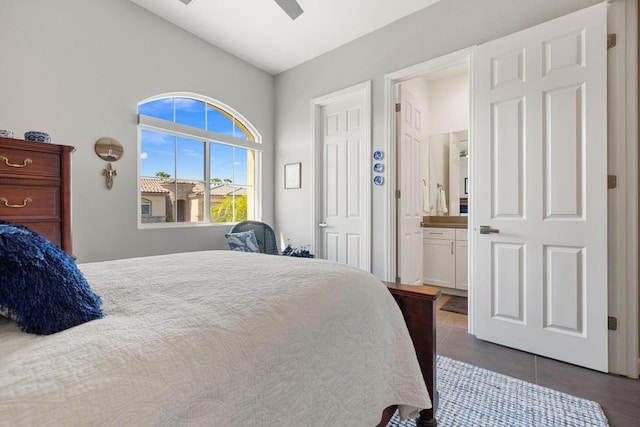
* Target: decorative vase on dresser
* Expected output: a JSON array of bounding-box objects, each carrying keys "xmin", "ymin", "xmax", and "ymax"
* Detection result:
[{"xmin": 0, "ymin": 136, "xmax": 74, "ymax": 255}]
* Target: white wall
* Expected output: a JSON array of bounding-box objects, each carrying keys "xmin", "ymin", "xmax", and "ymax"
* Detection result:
[
  {"xmin": 0, "ymin": 0, "xmax": 275, "ymax": 262},
  {"xmin": 274, "ymin": 0, "xmax": 599, "ymax": 279},
  {"xmin": 427, "ymin": 72, "xmax": 469, "ymax": 136}
]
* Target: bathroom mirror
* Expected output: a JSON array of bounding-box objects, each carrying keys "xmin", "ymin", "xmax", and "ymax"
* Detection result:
[
  {"xmin": 423, "ymin": 130, "xmax": 468, "ymax": 216},
  {"xmin": 95, "ymin": 137, "xmax": 123, "ymax": 162}
]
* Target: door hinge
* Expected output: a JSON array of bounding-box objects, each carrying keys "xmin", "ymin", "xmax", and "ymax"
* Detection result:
[
  {"xmin": 608, "ymin": 316, "xmax": 618, "ymax": 331},
  {"xmin": 395, "ymin": 189, "xmax": 401, "ymax": 199},
  {"xmin": 608, "ymin": 175, "xmax": 617, "ymax": 189},
  {"xmin": 607, "ymin": 33, "xmax": 617, "ymax": 49},
  {"xmin": 395, "ymin": 103, "xmax": 401, "ymax": 112}
]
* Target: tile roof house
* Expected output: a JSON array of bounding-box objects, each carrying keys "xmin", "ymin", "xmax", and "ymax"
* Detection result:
[{"xmin": 140, "ymin": 177, "xmax": 247, "ymax": 223}]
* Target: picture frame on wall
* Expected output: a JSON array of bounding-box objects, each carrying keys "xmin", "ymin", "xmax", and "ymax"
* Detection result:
[{"xmin": 284, "ymin": 162, "xmax": 301, "ymax": 189}]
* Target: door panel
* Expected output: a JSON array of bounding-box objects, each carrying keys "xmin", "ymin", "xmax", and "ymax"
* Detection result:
[
  {"xmin": 492, "ymin": 98, "xmax": 524, "ymax": 218},
  {"xmin": 544, "ymin": 245, "xmax": 584, "ymax": 334},
  {"xmin": 346, "ymin": 138, "xmax": 361, "ymax": 217},
  {"xmin": 346, "ymin": 233, "xmax": 361, "ymax": 268},
  {"xmin": 326, "ymin": 232, "xmax": 339, "ymax": 262},
  {"xmin": 492, "ymin": 242, "xmax": 525, "ymax": 322},
  {"xmin": 473, "ymin": 3, "xmax": 607, "ymax": 371},
  {"xmin": 544, "ymin": 85, "xmax": 584, "ymax": 219}
]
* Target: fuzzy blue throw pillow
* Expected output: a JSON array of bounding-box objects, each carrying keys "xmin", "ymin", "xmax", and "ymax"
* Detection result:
[{"xmin": 0, "ymin": 221, "xmax": 103, "ymax": 335}]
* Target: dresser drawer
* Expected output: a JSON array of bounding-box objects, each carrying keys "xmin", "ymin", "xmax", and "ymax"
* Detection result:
[
  {"xmin": 0, "ymin": 185, "xmax": 60, "ymax": 218},
  {"xmin": 8, "ymin": 220, "xmax": 61, "ymax": 246},
  {"xmin": 423, "ymin": 227, "xmax": 455, "ymax": 240},
  {"xmin": 0, "ymin": 148, "xmax": 60, "ymax": 178}
]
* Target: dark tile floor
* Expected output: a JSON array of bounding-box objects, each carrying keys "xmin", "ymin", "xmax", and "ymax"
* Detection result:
[{"xmin": 436, "ymin": 295, "xmax": 640, "ymax": 427}]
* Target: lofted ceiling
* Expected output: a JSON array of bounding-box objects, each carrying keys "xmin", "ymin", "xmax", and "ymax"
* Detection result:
[{"xmin": 129, "ymin": 0, "xmax": 441, "ymax": 75}]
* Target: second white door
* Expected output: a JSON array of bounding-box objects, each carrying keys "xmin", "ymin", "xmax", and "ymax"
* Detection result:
[{"xmin": 317, "ymin": 84, "xmax": 371, "ymax": 271}]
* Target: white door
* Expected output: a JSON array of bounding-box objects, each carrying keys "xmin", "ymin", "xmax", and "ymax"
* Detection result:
[
  {"xmin": 473, "ymin": 3, "xmax": 608, "ymax": 371},
  {"xmin": 397, "ymin": 85, "xmax": 424, "ymax": 284},
  {"xmin": 318, "ymin": 85, "xmax": 371, "ymax": 270}
]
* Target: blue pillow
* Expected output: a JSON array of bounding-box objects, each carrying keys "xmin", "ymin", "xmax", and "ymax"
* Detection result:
[
  {"xmin": 225, "ymin": 229, "xmax": 259, "ymax": 252},
  {"xmin": 0, "ymin": 221, "xmax": 103, "ymax": 335}
]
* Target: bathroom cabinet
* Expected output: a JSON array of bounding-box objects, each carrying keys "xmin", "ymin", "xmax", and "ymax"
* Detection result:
[{"xmin": 422, "ymin": 227, "xmax": 468, "ymax": 290}]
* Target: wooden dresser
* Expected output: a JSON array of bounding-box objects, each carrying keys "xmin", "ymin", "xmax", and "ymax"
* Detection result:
[{"xmin": 0, "ymin": 137, "xmax": 74, "ymax": 255}]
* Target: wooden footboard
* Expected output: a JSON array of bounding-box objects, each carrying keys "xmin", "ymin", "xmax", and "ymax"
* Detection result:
[{"xmin": 381, "ymin": 282, "xmax": 441, "ymax": 427}]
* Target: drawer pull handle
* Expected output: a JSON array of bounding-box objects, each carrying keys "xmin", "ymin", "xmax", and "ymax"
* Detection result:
[
  {"xmin": 0, "ymin": 197, "xmax": 32, "ymax": 208},
  {"xmin": 0, "ymin": 156, "xmax": 32, "ymax": 168}
]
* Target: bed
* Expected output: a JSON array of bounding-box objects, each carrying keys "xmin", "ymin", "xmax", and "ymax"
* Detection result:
[{"xmin": 0, "ymin": 249, "xmax": 434, "ymax": 426}]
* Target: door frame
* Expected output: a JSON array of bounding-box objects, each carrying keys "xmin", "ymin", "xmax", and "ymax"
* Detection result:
[
  {"xmin": 310, "ymin": 81, "xmax": 372, "ymax": 271},
  {"xmin": 383, "ymin": 46, "xmax": 474, "ymax": 318},
  {"xmin": 383, "ymin": 0, "xmax": 638, "ymax": 378},
  {"xmin": 607, "ymin": 0, "xmax": 638, "ymax": 378}
]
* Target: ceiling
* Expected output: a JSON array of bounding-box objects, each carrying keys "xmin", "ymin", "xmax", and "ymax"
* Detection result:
[{"xmin": 129, "ymin": 0, "xmax": 442, "ymax": 75}]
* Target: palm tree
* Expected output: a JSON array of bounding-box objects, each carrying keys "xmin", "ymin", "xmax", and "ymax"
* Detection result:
[
  {"xmin": 155, "ymin": 171, "xmax": 171, "ymax": 179},
  {"xmin": 211, "ymin": 177, "xmax": 222, "ymax": 184},
  {"xmin": 223, "ymin": 178, "xmax": 232, "ymax": 184},
  {"xmin": 210, "ymin": 195, "xmax": 247, "ymax": 223}
]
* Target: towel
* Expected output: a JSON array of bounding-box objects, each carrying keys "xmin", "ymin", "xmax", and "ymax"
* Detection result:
[{"xmin": 437, "ymin": 187, "xmax": 448, "ymax": 215}]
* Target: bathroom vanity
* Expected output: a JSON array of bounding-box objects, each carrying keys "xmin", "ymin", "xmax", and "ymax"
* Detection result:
[{"xmin": 421, "ymin": 217, "xmax": 468, "ymax": 293}]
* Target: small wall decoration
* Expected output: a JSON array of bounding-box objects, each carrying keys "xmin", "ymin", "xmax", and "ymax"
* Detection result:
[
  {"xmin": 95, "ymin": 137, "xmax": 123, "ymax": 190},
  {"xmin": 373, "ymin": 163, "xmax": 384, "ymax": 173},
  {"xmin": 373, "ymin": 150, "xmax": 384, "ymax": 160},
  {"xmin": 284, "ymin": 162, "xmax": 301, "ymax": 189},
  {"xmin": 374, "ymin": 175, "xmax": 384, "ymax": 186}
]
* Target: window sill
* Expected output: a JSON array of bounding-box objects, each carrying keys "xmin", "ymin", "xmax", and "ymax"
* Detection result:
[{"xmin": 138, "ymin": 222, "xmax": 238, "ymax": 230}]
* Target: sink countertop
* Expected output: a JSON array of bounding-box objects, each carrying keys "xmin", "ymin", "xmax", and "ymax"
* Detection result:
[
  {"xmin": 421, "ymin": 216, "xmax": 468, "ymax": 229},
  {"xmin": 421, "ymin": 223, "xmax": 468, "ymax": 229}
]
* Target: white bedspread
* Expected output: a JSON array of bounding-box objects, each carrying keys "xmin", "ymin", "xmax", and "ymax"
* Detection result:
[{"xmin": 0, "ymin": 251, "xmax": 431, "ymax": 426}]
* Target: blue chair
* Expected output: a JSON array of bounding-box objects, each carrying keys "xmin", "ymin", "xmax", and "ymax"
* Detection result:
[{"xmin": 230, "ymin": 221, "xmax": 279, "ymax": 255}]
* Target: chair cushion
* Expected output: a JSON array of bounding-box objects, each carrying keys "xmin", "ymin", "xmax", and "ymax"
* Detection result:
[
  {"xmin": 0, "ymin": 221, "xmax": 103, "ymax": 335},
  {"xmin": 225, "ymin": 230, "xmax": 260, "ymax": 253}
]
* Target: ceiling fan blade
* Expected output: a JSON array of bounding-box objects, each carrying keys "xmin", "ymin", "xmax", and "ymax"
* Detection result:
[{"xmin": 273, "ymin": 0, "xmax": 304, "ymax": 20}]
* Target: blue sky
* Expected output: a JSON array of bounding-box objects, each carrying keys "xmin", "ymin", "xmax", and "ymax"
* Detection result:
[{"xmin": 139, "ymin": 98, "xmax": 249, "ymax": 184}]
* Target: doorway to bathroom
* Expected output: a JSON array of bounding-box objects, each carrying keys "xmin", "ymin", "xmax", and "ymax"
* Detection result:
[{"xmin": 392, "ymin": 50, "xmax": 471, "ymax": 305}]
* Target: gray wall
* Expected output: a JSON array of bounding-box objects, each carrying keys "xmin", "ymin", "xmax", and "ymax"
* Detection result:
[
  {"xmin": 274, "ymin": 0, "xmax": 599, "ymax": 279},
  {"xmin": 0, "ymin": 0, "xmax": 275, "ymax": 262}
]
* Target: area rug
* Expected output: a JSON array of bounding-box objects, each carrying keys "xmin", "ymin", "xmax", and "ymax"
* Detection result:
[
  {"xmin": 439, "ymin": 295, "xmax": 468, "ymax": 315},
  {"xmin": 388, "ymin": 356, "xmax": 608, "ymax": 427}
]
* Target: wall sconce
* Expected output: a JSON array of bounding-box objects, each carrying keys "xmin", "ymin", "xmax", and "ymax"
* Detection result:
[{"xmin": 94, "ymin": 137, "xmax": 123, "ymax": 190}]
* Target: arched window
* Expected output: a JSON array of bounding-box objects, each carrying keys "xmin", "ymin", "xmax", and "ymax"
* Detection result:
[
  {"xmin": 141, "ymin": 199, "xmax": 151, "ymax": 216},
  {"xmin": 137, "ymin": 94, "xmax": 261, "ymax": 226}
]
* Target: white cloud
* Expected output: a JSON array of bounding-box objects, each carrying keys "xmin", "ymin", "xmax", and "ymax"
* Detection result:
[{"xmin": 141, "ymin": 152, "xmax": 148, "ymax": 160}]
